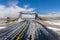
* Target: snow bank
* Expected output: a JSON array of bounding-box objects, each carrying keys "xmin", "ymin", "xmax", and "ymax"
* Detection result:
[
  {"xmin": 0, "ymin": 26, "xmax": 6, "ymax": 30},
  {"xmin": 44, "ymin": 21, "xmax": 60, "ymax": 25},
  {"xmin": 47, "ymin": 27, "xmax": 60, "ymax": 31}
]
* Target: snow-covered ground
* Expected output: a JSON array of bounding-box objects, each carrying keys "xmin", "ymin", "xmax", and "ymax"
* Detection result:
[
  {"xmin": 0, "ymin": 23, "xmax": 6, "ymax": 25},
  {"xmin": 0, "ymin": 19, "xmax": 22, "ymax": 30},
  {"xmin": 0, "ymin": 26, "xmax": 6, "ymax": 30},
  {"xmin": 47, "ymin": 27, "xmax": 60, "ymax": 31},
  {"xmin": 0, "ymin": 22, "xmax": 6, "ymax": 30},
  {"xmin": 43, "ymin": 20, "xmax": 60, "ymax": 32},
  {"xmin": 44, "ymin": 20, "xmax": 60, "ymax": 25}
]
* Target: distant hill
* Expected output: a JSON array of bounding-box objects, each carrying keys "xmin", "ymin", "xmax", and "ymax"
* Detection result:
[{"xmin": 38, "ymin": 14, "xmax": 60, "ymax": 20}]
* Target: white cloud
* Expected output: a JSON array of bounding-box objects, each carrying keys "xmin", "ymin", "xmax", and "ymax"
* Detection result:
[
  {"xmin": 0, "ymin": 5, "xmax": 26, "ymax": 19},
  {"xmin": 26, "ymin": 8, "xmax": 35, "ymax": 11},
  {"xmin": 23, "ymin": 4, "xmax": 35, "ymax": 11},
  {"xmin": 47, "ymin": 12, "xmax": 60, "ymax": 17},
  {"xmin": 0, "ymin": 1, "xmax": 35, "ymax": 19},
  {"xmin": 39, "ymin": 12, "xmax": 60, "ymax": 17},
  {"xmin": 24, "ymin": 5, "xmax": 29, "ymax": 9},
  {"xmin": 8, "ymin": 0, "xmax": 19, "ymax": 7}
]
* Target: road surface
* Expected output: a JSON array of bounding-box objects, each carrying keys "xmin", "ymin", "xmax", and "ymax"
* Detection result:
[{"xmin": 0, "ymin": 20, "xmax": 59, "ymax": 40}]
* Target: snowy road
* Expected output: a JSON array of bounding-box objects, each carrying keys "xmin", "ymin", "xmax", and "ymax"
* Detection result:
[{"xmin": 0, "ymin": 20, "xmax": 59, "ymax": 40}]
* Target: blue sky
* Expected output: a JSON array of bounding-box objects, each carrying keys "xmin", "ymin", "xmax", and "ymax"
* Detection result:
[{"xmin": 0, "ymin": 0, "xmax": 60, "ymax": 14}]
